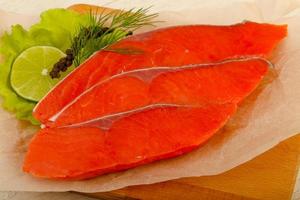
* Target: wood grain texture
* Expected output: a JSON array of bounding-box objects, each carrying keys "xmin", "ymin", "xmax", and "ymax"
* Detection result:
[{"xmin": 87, "ymin": 134, "xmax": 300, "ymax": 200}]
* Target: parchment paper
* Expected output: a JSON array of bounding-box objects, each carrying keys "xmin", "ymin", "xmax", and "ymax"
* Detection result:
[{"xmin": 0, "ymin": 0, "xmax": 300, "ymax": 192}]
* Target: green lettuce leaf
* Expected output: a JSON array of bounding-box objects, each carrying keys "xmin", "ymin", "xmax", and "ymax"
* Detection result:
[{"xmin": 0, "ymin": 9, "xmax": 89, "ymax": 125}]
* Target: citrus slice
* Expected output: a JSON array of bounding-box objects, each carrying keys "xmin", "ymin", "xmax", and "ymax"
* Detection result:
[{"xmin": 10, "ymin": 46, "xmax": 67, "ymax": 102}]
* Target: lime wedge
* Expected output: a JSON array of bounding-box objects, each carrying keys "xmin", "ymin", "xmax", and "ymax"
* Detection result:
[{"xmin": 10, "ymin": 46, "xmax": 66, "ymax": 102}]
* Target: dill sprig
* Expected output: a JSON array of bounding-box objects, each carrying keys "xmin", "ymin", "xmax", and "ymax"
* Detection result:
[
  {"xmin": 50, "ymin": 7, "xmax": 158, "ymax": 79},
  {"xmin": 72, "ymin": 7, "xmax": 158, "ymax": 66}
]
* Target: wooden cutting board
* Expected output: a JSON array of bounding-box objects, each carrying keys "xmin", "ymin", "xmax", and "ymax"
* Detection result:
[{"xmin": 84, "ymin": 134, "xmax": 300, "ymax": 200}]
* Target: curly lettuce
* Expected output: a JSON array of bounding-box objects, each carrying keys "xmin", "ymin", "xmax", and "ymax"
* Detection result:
[{"xmin": 0, "ymin": 9, "xmax": 89, "ymax": 125}]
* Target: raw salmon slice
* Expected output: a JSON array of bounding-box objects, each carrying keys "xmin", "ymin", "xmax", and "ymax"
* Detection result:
[
  {"xmin": 33, "ymin": 22, "xmax": 287, "ymax": 124},
  {"xmin": 50, "ymin": 58, "xmax": 269, "ymax": 127},
  {"xmin": 23, "ymin": 103, "xmax": 236, "ymax": 180}
]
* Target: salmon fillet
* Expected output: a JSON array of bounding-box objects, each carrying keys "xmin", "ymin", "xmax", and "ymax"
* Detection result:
[
  {"xmin": 24, "ymin": 104, "xmax": 236, "ymax": 180},
  {"xmin": 23, "ymin": 22, "xmax": 287, "ymax": 180},
  {"xmin": 33, "ymin": 22, "xmax": 287, "ymax": 124},
  {"xmin": 50, "ymin": 58, "xmax": 269, "ymax": 127}
]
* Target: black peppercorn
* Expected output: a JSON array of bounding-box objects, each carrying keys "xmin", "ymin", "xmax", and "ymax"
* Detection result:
[{"xmin": 49, "ymin": 25, "xmax": 134, "ymax": 79}]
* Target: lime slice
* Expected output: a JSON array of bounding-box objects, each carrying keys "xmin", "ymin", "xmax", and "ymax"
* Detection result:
[{"xmin": 10, "ymin": 46, "xmax": 67, "ymax": 102}]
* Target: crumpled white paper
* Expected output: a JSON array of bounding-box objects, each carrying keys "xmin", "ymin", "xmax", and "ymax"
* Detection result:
[{"xmin": 0, "ymin": 0, "xmax": 300, "ymax": 193}]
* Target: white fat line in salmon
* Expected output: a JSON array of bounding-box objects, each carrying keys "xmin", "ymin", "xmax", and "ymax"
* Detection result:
[
  {"xmin": 48, "ymin": 56, "xmax": 272, "ymax": 123},
  {"xmin": 57, "ymin": 103, "xmax": 197, "ymax": 131}
]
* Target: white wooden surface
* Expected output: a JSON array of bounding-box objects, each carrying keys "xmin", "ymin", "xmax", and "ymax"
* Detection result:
[{"xmin": 0, "ymin": 0, "xmax": 299, "ymax": 199}]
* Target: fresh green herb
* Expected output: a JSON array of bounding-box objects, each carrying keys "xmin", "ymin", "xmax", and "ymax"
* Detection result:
[
  {"xmin": 50, "ymin": 7, "xmax": 158, "ymax": 79},
  {"xmin": 0, "ymin": 9, "xmax": 90, "ymax": 124}
]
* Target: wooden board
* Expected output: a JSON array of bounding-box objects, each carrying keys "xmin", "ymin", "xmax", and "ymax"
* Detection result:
[{"xmin": 84, "ymin": 134, "xmax": 300, "ymax": 200}]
